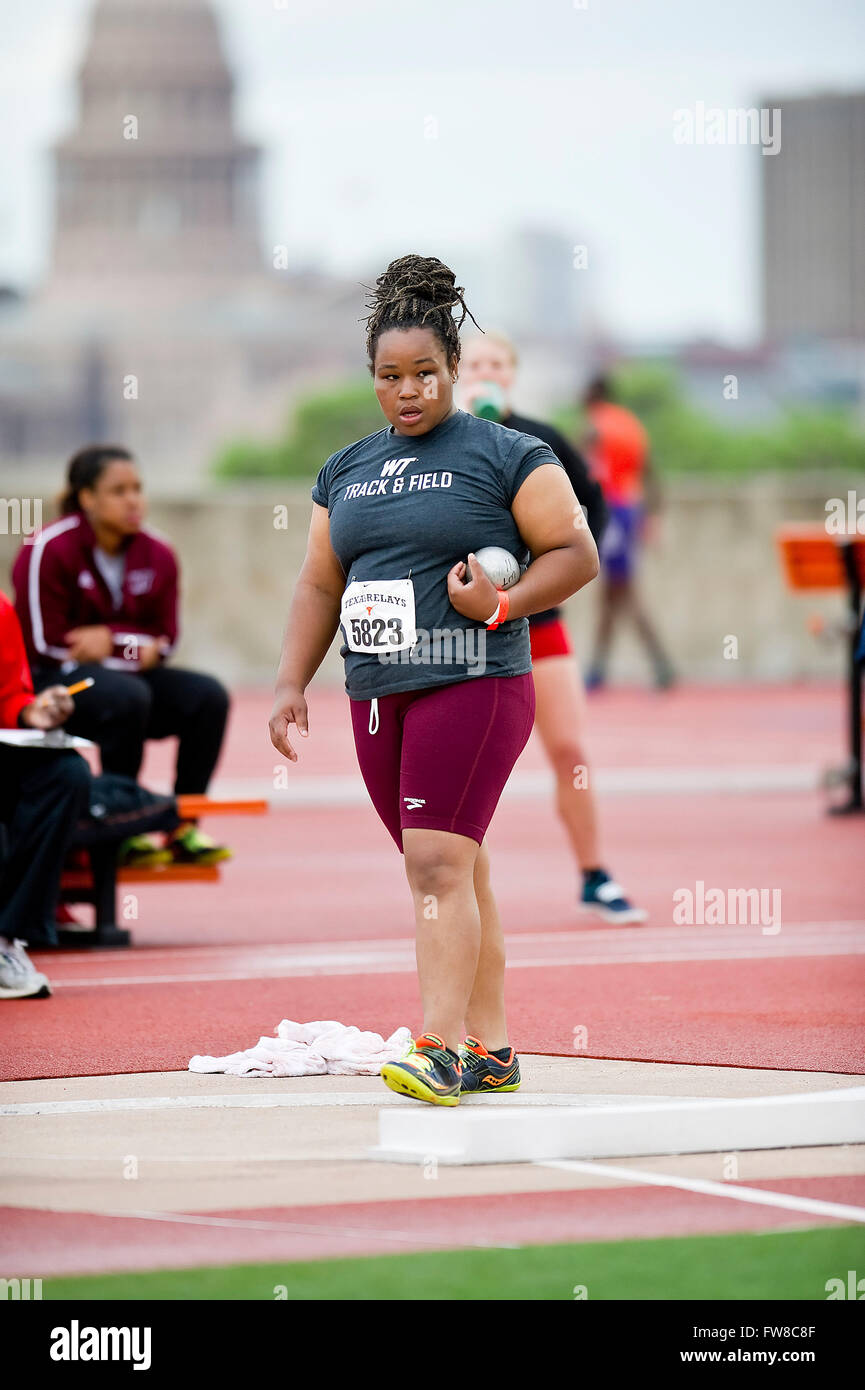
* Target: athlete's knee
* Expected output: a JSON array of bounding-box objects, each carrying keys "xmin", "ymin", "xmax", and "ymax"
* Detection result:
[
  {"xmin": 548, "ymin": 742, "xmax": 590, "ymax": 785},
  {"xmin": 404, "ymin": 841, "xmax": 473, "ymax": 901}
]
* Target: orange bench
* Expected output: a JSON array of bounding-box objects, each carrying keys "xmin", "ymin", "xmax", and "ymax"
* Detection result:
[
  {"xmin": 776, "ymin": 525, "xmax": 865, "ymax": 814},
  {"xmin": 58, "ymin": 796, "xmax": 268, "ymax": 946}
]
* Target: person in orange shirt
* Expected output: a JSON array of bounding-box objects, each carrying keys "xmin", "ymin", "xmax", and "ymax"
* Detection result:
[{"xmin": 583, "ymin": 376, "xmax": 675, "ymax": 690}]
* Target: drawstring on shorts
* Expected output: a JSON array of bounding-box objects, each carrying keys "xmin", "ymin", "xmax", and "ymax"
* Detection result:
[{"xmin": 368, "ymin": 697, "xmax": 379, "ymax": 735}]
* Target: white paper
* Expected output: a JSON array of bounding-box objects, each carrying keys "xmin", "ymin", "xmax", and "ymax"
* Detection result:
[{"xmin": 0, "ymin": 729, "xmax": 96, "ymax": 750}]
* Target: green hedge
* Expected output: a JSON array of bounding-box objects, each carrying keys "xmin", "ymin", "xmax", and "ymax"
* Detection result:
[
  {"xmin": 213, "ymin": 380, "xmax": 383, "ymax": 482},
  {"xmin": 213, "ymin": 363, "xmax": 865, "ymax": 482},
  {"xmin": 552, "ymin": 362, "xmax": 865, "ymax": 476}
]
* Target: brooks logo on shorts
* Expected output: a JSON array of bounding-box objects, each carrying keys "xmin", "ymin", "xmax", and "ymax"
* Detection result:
[{"xmin": 403, "ymin": 797, "xmax": 426, "ymax": 810}]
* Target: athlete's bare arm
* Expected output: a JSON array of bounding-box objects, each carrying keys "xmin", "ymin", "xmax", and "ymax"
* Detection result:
[
  {"xmin": 269, "ymin": 503, "xmax": 345, "ymax": 762},
  {"xmin": 448, "ymin": 463, "xmax": 599, "ymax": 623}
]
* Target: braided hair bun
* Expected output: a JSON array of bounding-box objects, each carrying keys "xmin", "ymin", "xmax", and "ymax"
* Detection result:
[{"xmin": 363, "ymin": 254, "xmax": 482, "ymax": 367}]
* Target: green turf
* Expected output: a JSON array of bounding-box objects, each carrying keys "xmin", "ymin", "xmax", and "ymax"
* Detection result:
[{"xmin": 43, "ymin": 1225, "xmax": 865, "ymax": 1301}]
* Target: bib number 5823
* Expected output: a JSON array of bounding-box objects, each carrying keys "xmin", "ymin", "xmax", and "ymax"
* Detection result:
[{"xmin": 349, "ymin": 616, "xmax": 404, "ymax": 648}]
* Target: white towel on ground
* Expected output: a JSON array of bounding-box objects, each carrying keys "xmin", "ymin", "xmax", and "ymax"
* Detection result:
[{"xmin": 188, "ymin": 1019, "xmax": 412, "ymax": 1078}]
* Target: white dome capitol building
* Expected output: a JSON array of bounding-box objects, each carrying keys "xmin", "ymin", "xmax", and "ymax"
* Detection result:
[{"xmin": 0, "ymin": 0, "xmax": 363, "ymax": 492}]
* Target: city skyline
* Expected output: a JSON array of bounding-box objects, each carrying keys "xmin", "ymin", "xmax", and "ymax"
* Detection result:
[{"xmin": 0, "ymin": 0, "xmax": 863, "ymax": 346}]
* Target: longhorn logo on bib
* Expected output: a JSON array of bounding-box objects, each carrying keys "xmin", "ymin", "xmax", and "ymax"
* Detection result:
[{"xmin": 340, "ymin": 578, "xmax": 417, "ymax": 653}]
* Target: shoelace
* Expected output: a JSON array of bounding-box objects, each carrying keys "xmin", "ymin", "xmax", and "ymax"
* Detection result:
[{"xmin": 413, "ymin": 1045, "xmax": 460, "ymax": 1072}]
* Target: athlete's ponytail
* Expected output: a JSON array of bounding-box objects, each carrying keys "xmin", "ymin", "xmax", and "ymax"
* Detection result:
[
  {"xmin": 58, "ymin": 444, "xmax": 134, "ymax": 515},
  {"xmin": 362, "ymin": 254, "xmax": 482, "ymax": 369}
]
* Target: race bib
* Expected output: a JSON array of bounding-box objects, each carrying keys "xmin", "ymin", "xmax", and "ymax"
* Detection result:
[{"xmin": 340, "ymin": 578, "xmax": 416, "ymax": 653}]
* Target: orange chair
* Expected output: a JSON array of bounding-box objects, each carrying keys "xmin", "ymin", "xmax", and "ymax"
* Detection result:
[
  {"xmin": 776, "ymin": 525, "xmax": 865, "ymax": 814},
  {"xmin": 58, "ymin": 797, "xmax": 268, "ymax": 946}
]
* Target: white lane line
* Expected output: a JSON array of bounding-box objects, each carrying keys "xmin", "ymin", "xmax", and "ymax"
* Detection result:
[
  {"xmin": 22, "ymin": 1205, "xmax": 521, "ymax": 1251},
  {"xmin": 40, "ymin": 923, "xmax": 865, "ymax": 989},
  {"xmin": 3, "ymin": 1153, "xmax": 374, "ymax": 1163},
  {"xmin": 47, "ymin": 933, "xmax": 865, "ymax": 971},
  {"xmin": 46, "ymin": 941, "xmax": 865, "ymax": 988},
  {"xmin": 39, "ymin": 922, "xmax": 865, "ymax": 967},
  {"xmin": 535, "ymin": 1159, "xmax": 865, "ymax": 1225},
  {"xmin": 0, "ymin": 1092, "xmax": 695, "ymax": 1118},
  {"xmin": 204, "ymin": 764, "xmax": 820, "ymax": 804}
]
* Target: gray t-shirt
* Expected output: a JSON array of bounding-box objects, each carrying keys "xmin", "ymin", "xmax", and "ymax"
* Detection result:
[{"xmin": 311, "ymin": 407, "xmax": 564, "ymax": 699}]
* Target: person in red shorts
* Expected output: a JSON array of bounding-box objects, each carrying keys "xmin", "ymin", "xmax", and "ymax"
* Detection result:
[
  {"xmin": 460, "ymin": 331, "xmax": 646, "ymax": 925},
  {"xmin": 582, "ymin": 375, "xmax": 675, "ymax": 690},
  {"xmin": 269, "ymin": 255, "xmax": 599, "ymax": 1106}
]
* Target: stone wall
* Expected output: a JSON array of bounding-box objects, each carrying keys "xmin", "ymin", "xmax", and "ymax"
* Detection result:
[{"xmin": 0, "ymin": 476, "xmax": 854, "ymax": 685}]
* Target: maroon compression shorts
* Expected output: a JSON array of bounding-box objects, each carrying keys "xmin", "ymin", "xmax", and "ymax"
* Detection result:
[{"xmin": 349, "ymin": 674, "xmax": 535, "ymax": 851}]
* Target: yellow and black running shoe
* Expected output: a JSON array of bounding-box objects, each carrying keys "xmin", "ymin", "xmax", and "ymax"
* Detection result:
[
  {"xmin": 381, "ymin": 1033, "xmax": 462, "ymax": 1106},
  {"xmin": 458, "ymin": 1036, "xmax": 521, "ymax": 1094},
  {"xmin": 116, "ymin": 834, "xmax": 172, "ymax": 869},
  {"xmin": 169, "ymin": 824, "xmax": 232, "ymax": 867}
]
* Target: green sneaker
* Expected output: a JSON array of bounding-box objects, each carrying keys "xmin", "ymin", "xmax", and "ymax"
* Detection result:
[
  {"xmin": 117, "ymin": 834, "xmax": 173, "ymax": 868},
  {"xmin": 381, "ymin": 1033, "xmax": 462, "ymax": 1106},
  {"xmin": 170, "ymin": 824, "xmax": 232, "ymax": 866}
]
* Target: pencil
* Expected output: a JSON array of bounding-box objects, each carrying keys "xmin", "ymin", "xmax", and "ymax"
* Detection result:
[{"xmin": 35, "ymin": 676, "xmax": 95, "ymax": 710}]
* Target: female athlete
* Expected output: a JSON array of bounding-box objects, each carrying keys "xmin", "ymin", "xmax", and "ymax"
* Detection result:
[{"xmin": 269, "ymin": 255, "xmax": 598, "ymax": 1105}]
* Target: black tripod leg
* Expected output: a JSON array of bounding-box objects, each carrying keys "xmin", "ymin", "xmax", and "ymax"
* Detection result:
[
  {"xmin": 88, "ymin": 843, "xmax": 131, "ymax": 947},
  {"xmin": 829, "ymin": 539, "xmax": 864, "ymax": 815}
]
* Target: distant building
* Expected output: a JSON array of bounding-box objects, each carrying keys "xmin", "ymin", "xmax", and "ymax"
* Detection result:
[
  {"xmin": 453, "ymin": 224, "xmax": 588, "ymax": 418},
  {"xmin": 761, "ymin": 91, "xmax": 865, "ymax": 343},
  {"xmin": 458, "ymin": 226, "xmax": 584, "ymax": 343},
  {"xmin": 0, "ymin": 0, "xmax": 363, "ymax": 494},
  {"xmin": 49, "ymin": 0, "xmax": 261, "ymax": 289}
]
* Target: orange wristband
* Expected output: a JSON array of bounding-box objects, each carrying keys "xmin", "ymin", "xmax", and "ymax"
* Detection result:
[{"xmin": 485, "ymin": 588, "xmax": 510, "ymax": 630}]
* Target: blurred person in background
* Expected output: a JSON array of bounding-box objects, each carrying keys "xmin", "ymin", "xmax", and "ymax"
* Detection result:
[
  {"xmin": 12, "ymin": 445, "xmax": 231, "ymax": 869},
  {"xmin": 460, "ymin": 332, "xmax": 647, "ymax": 925},
  {"xmin": 0, "ymin": 591, "xmax": 91, "ymax": 995},
  {"xmin": 582, "ymin": 375, "xmax": 675, "ymax": 691}
]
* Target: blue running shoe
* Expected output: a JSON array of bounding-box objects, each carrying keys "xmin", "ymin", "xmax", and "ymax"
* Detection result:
[
  {"xmin": 581, "ymin": 869, "xmax": 647, "ymax": 925},
  {"xmin": 458, "ymin": 1037, "xmax": 521, "ymax": 1094}
]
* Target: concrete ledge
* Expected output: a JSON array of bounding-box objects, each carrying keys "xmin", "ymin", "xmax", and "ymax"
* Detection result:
[{"xmin": 371, "ymin": 1086, "xmax": 865, "ymax": 1165}]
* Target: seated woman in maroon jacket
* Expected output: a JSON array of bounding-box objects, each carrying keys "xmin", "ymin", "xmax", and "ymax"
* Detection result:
[{"xmin": 13, "ymin": 446, "xmax": 230, "ymax": 867}]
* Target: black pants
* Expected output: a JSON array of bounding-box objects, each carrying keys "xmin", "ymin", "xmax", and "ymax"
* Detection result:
[
  {"xmin": 0, "ymin": 748, "xmax": 91, "ymax": 946},
  {"xmin": 32, "ymin": 665, "xmax": 230, "ymax": 795}
]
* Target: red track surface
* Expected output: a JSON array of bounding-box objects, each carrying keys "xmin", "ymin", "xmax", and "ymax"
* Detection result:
[
  {"xmin": 3, "ymin": 684, "xmax": 864, "ymax": 1281},
  {"xmin": 3, "ymin": 684, "xmax": 864, "ymax": 1080},
  {"xmin": 3, "ymin": 955, "xmax": 863, "ymax": 1080},
  {"xmin": 3, "ymin": 1177, "xmax": 863, "ymax": 1275}
]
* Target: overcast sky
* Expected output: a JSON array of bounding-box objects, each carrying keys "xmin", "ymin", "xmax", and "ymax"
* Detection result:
[{"xmin": 0, "ymin": 0, "xmax": 862, "ymax": 345}]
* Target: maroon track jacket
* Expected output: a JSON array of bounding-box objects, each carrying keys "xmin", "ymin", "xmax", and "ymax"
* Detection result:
[{"xmin": 12, "ymin": 512, "xmax": 179, "ymax": 674}]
